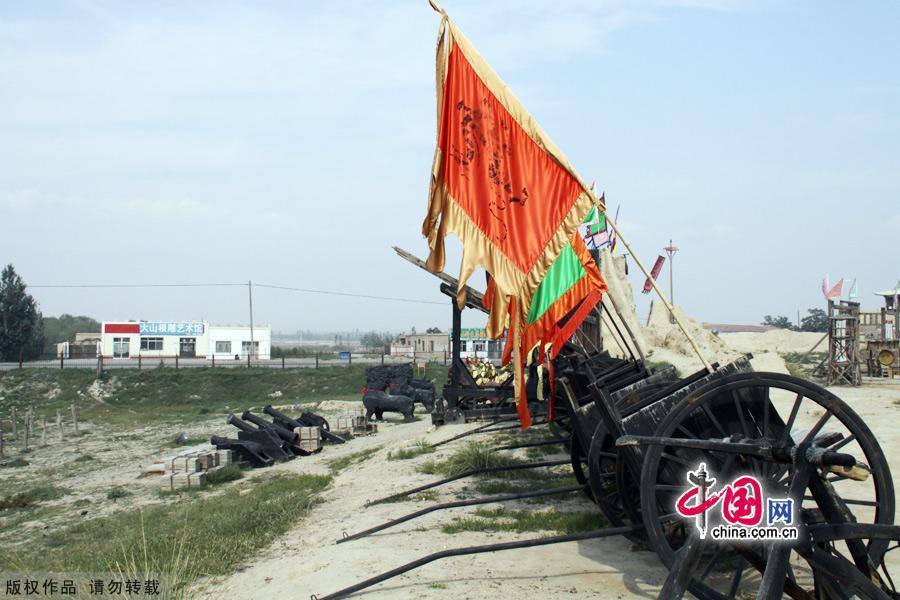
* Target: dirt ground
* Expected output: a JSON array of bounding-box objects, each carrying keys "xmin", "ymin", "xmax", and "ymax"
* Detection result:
[
  {"xmin": 2, "ymin": 348, "xmax": 897, "ymax": 599},
  {"xmin": 192, "ymin": 382, "xmax": 900, "ymax": 599}
]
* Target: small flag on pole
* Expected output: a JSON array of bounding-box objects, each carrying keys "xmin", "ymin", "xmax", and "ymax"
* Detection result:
[
  {"xmin": 848, "ymin": 278, "xmax": 858, "ymax": 300},
  {"xmin": 821, "ymin": 275, "xmax": 829, "ymax": 298},
  {"xmin": 608, "ymin": 205, "xmax": 620, "ymax": 253},
  {"xmin": 826, "ymin": 278, "xmax": 844, "ymax": 300},
  {"xmin": 642, "ymin": 256, "xmax": 666, "ymax": 294}
]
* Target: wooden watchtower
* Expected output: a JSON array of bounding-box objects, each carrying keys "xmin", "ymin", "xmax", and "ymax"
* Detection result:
[{"xmin": 825, "ymin": 299, "xmax": 861, "ymax": 386}]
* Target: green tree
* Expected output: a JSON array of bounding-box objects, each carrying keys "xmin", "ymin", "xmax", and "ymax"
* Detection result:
[
  {"xmin": 426, "ymin": 327, "xmax": 442, "ymax": 334},
  {"xmin": 0, "ymin": 264, "xmax": 45, "ymax": 360},
  {"xmin": 762, "ymin": 315, "xmax": 796, "ymax": 331},
  {"xmin": 42, "ymin": 314, "xmax": 101, "ymax": 351},
  {"xmin": 799, "ymin": 308, "xmax": 828, "ymax": 333}
]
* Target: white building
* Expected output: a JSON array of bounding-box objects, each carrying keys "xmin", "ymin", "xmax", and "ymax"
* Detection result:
[
  {"xmin": 209, "ymin": 325, "xmax": 271, "ymax": 360},
  {"xmin": 390, "ymin": 328, "xmax": 506, "ymax": 361},
  {"xmin": 100, "ymin": 321, "xmax": 271, "ymax": 359}
]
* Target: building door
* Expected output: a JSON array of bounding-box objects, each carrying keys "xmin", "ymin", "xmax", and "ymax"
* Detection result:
[
  {"xmin": 113, "ymin": 337, "xmax": 130, "ymax": 359},
  {"xmin": 179, "ymin": 337, "xmax": 196, "ymax": 358}
]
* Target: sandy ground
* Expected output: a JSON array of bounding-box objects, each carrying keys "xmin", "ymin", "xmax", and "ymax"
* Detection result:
[
  {"xmin": 193, "ymin": 416, "xmax": 671, "ymax": 600},
  {"xmin": 191, "ymin": 380, "xmax": 900, "ymax": 600},
  {"xmin": 3, "ymin": 325, "xmax": 897, "ymax": 599}
]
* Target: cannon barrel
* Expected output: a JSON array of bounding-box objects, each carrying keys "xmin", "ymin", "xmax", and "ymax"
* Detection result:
[
  {"xmin": 263, "ymin": 404, "xmax": 302, "ymax": 429},
  {"xmin": 264, "ymin": 404, "xmax": 346, "ymax": 444},
  {"xmin": 227, "ymin": 413, "xmax": 257, "ymax": 433},
  {"xmin": 242, "ymin": 410, "xmax": 298, "ymax": 443}
]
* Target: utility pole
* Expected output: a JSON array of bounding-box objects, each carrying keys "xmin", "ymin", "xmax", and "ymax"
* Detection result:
[
  {"xmin": 248, "ymin": 280, "xmax": 255, "ymax": 361},
  {"xmin": 663, "ymin": 239, "xmax": 679, "ymax": 324}
]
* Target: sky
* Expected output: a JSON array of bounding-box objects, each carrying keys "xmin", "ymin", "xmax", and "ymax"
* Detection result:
[{"xmin": 1, "ymin": 0, "xmax": 898, "ymax": 334}]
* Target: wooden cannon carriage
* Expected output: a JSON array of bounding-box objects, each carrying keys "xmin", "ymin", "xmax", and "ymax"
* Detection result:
[{"xmin": 316, "ymin": 247, "xmax": 900, "ymax": 600}]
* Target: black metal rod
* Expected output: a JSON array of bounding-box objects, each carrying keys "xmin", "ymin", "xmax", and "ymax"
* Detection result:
[
  {"xmin": 430, "ymin": 420, "xmax": 512, "ymax": 449},
  {"xmin": 430, "ymin": 419, "xmax": 548, "ymax": 449},
  {"xmin": 364, "ymin": 459, "xmax": 570, "ymax": 506},
  {"xmin": 312, "ymin": 525, "xmax": 642, "ymax": 600},
  {"xmin": 339, "ymin": 484, "xmax": 584, "ymax": 544},
  {"xmin": 491, "ymin": 438, "xmax": 566, "ymax": 451}
]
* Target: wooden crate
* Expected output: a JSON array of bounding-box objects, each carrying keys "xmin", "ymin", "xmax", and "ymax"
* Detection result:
[
  {"xmin": 294, "ymin": 426, "xmax": 322, "ymax": 453},
  {"xmin": 215, "ymin": 449, "xmax": 233, "ymax": 466}
]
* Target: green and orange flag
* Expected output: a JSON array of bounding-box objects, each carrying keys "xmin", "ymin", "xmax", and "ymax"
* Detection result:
[{"xmin": 422, "ymin": 6, "xmax": 607, "ymax": 427}]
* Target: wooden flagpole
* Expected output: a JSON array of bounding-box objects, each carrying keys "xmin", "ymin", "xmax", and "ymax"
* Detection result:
[{"xmin": 595, "ymin": 197, "xmax": 714, "ymax": 373}]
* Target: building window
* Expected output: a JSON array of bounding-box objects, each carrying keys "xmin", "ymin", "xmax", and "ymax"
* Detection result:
[
  {"xmin": 113, "ymin": 337, "xmax": 130, "ymax": 358},
  {"xmin": 140, "ymin": 337, "xmax": 163, "ymax": 351},
  {"xmin": 474, "ymin": 341, "xmax": 485, "ymax": 353},
  {"xmin": 241, "ymin": 341, "xmax": 260, "ymax": 354},
  {"xmin": 460, "ymin": 340, "xmax": 467, "ymax": 352},
  {"xmin": 429, "ymin": 341, "xmax": 434, "ymax": 352},
  {"xmin": 215, "ymin": 341, "xmax": 231, "ymax": 353}
]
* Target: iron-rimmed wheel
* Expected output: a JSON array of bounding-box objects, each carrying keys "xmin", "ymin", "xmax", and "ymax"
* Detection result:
[
  {"xmin": 569, "ymin": 431, "xmax": 594, "ymax": 502},
  {"xmin": 586, "ymin": 421, "xmax": 645, "ymax": 543},
  {"xmin": 640, "ymin": 371, "xmax": 895, "ymax": 599}
]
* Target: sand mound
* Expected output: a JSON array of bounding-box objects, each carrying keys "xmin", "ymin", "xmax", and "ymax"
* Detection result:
[
  {"xmin": 642, "ymin": 300, "xmax": 733, "ymax": 361},
  {"xmin": 720, "ymin": 329, "xmax": 825, "ymax": 356}
]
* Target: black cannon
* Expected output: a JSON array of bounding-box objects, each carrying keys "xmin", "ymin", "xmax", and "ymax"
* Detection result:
[
  {"xmin": 226, "ymin": 413, "xmax": 296, "ymax": 460},
  {"xmin": 365, "ymin": 364, "xmax": 436, "ymax": 412},
  {"xmin": 263, "ymin": 404, "xmax": 346, "ymax": 444},
  {"xmin": 362, "ymin": 389, "xmax": 415, "ymax": 421},
  {"xmin": 241, "ymin": 410, "xmax": 321, "ymax": 456},
  {"xmin": 210, "ymin": 435, "xmax": 274, "ymax": 468}
]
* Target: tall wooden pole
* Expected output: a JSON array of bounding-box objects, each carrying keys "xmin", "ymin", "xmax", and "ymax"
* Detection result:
[{"xmin": 600, "ymin": 199, "xmax": 713, "ymax": 373}]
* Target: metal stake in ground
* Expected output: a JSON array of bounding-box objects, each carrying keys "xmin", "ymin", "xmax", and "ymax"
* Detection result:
[
  {"xmin": 10, "ymin": 406, "xmax": 16, "ymax": 441},
  {"xmin": 57, "ymin": 410, "xmax": 64, "ymax": 441},
  {"xmin": 41, "ymin": 417, "xmax": 46, "ymax": 446},
  {"xmin": 71, "ymin": 404, "xmax": 78, "ymax": 435},
  {"xmin": 599, "ymin": 197, "xmax": 713, "ymax": 373}
]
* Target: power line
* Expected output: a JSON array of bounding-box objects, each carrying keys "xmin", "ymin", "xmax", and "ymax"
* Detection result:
[
  {"xmin": 255, "ymin": 283, "xmax": 445, "ymax": 305},
  {"xmin": 28, "ymin": 281, "xmax": 445, "ymax": 306},
  {"xmin": 29, "ymin": 283, "xmax": 245, "ymax": 288}
]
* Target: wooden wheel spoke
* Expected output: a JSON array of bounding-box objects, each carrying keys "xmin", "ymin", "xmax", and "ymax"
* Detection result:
[
  {"xmin": 702, "ymin": 405, "xmax": 728, "ymax": 438},
  {"xmin": 699, "ymin": 546, "xmax": 725, "ymax": 581},
  {"xmin": 733, "ymin": 393, "xmax": 751, "ymax": 439},
  {"xmin": 801, "ymin": 409, "xmax": 834, "ymax": 445},
  {"xmin": 779, "ymin": 393, "xmax": 804, "ymax": 445},
  {"xmin": 727, "ymin": 557, "xmax": 746, "ymax": 599},
  {"xmin": 829, "ymin": 434, "xmax": 856, "ymax": 451},
  {"xmin": 675, "ymin": 424, "xmax": 698, "ymax": 439}
]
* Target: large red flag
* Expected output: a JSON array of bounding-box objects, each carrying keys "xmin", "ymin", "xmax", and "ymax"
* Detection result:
[{"xmin": 422, "ymin": 8, "xmax": 605, "ymax": 427}]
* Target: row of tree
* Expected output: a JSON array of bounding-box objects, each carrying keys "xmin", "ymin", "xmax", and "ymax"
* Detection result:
[{"xmin": 761, "ymin": 308, "xmax": 828, "ymax": 332}]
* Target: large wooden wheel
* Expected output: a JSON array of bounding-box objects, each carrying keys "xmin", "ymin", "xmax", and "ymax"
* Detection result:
[{"xmin": 639, "ymin": 372, "xmax": 895, "ymax": 599}]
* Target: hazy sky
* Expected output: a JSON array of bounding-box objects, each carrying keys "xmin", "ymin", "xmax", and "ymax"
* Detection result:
[{"xmin": 2, "ymin": 0, "xmax": 898, "ymax": 333}]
